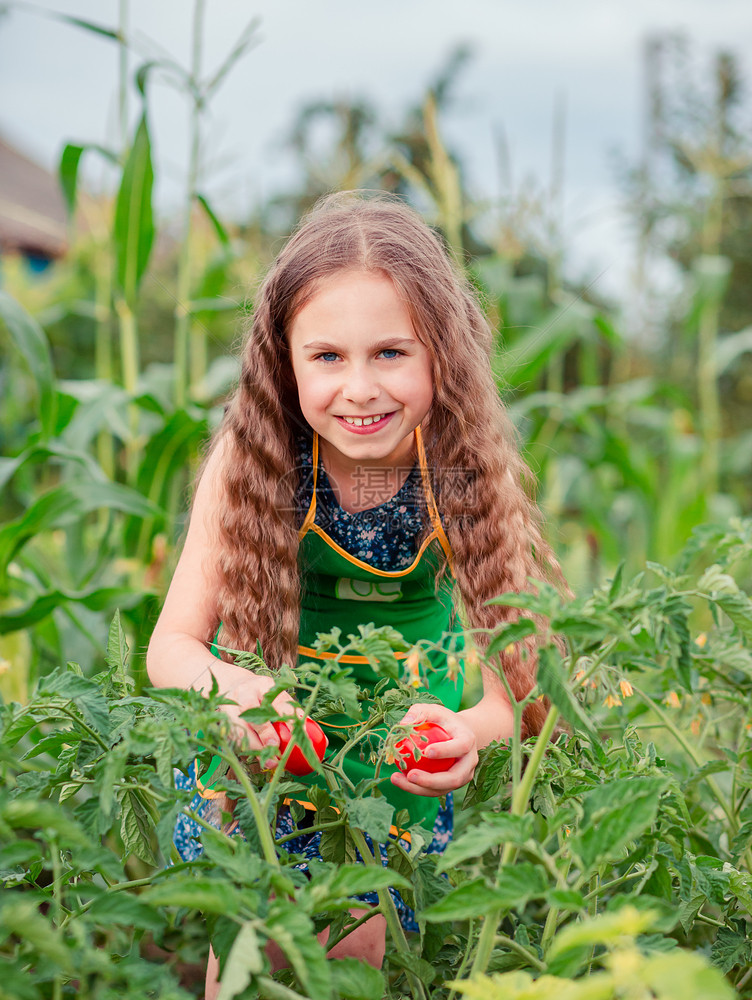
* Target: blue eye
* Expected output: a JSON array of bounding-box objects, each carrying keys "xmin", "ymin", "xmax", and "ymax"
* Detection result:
[
  {"xmin": 316, "ymin": 352, "xmax": 339, "ymax": 363},
  {"xmin": 380, "ymin": 349, "xmax": 403, "ymax": 359}
]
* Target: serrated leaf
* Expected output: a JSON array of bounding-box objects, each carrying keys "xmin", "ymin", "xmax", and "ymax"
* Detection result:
[
  {"xmin": 345, "ymin": 796, "xmax": 394, "ymax": 843},
  {"xmin": 144, "ymin": 876, "xmax": 241, "ymax": 914},
  {"xmin": 87, "ymin": 890, "xmax": 164, "ymax": 931},
  {"xmin": 105, "ymin": 609, "xmax": 130, "ymax": 682},
  {"xmin": 569, "ymin": 776, "xmax": 668, "ymax": 870},
  {"xmin": 216, "ymin": 921, "xmax": 264, "ymax": 1000},
  {"xmin": 536, "ymin": 646, "xmax": 599, "ymax": 744},
  {"xmin": 436, "ymin": 813, "xmax": 533, "ymax": 872},
  {"xmin": 120, "ymin": 790, "xmax": 157, "ymax": 866},
  {"xmin": 39, "ymin": 668, "xmax": 110, "ymax": 739},
  {"xmin": 421, "ymin": 865, "xmax": 548, "ymax": 922},
  {"xmin": 486, "ymin": 619, "xmax": 537, "ymax": 657},
  {"xmin": 264, "ymin": 900, "xmax": 331, "ymax": 998},
  {"xmin": 310, "ymin": 863, "xmax": 409, "ymax": 910},
  {"xmin": 713, "ymin": 592, "xmax": 752, "ymax": 639},
  {"xmin": 330, "ymin": 957, "xmax": 386, "ymax": 1000}
]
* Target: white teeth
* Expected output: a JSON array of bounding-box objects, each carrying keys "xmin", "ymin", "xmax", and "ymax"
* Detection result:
[{"xmin": 342, "ymin": 413, "xmax": 386, "ymax": 426}]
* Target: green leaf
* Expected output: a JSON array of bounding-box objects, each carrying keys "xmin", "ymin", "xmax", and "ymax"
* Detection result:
[
  {"xmin": 144, "ymin": 876, "xmax": 241, "ymax": 914},
  {"xmin": 491, "ymin": 862, "xmax": 549, "ymax": 908},
  {"xmin": 0, "ymin": 291, "xmax": 56, "ymax": 440},
  {"xmin": 0, "ymin": 898, "xmax": 72, "ymax": 970},
  {"xmin": 0, "ymin": 480, "xmax": 161, "ymax": 576},
  {"xmin": 197, "ymin": 192, "xmax": 230, "ymax": 247},
  {"xmin": 0, "ymin": 441, "xmax": 104, "ymax": 493},
  {"xmin": 0, "ymin": 797, "xmax": 91, "ymax": 848},
  {"xmin": 53, "ymin": 13, "xmax": 120, "ymax": 40},
  {"xmin": 264, "ymin": 900, "xmax": 331, "ymax": 998},
  {"xmin": 120, "ymin": 790, "xmax": 157, "ymax": 866},
  {"xmin": 536, "ymin": 646, "xmax": 599, "ymax": 744},
  {"xmin": 547, "ymin": 888, "xmax": 585, "ymax": 911},
  {"xmin": 713, "ymin": 592, "xmax": 752, "ymax": 640},
  {"xmin": 330, "ymin": 957, "xmax": 386, "ymax": 1000},
  {"xmin": 420, "ymin": 866, "xmax": 548, "ymax": 922},
  {"xmin": 115, "ymin": 113, "xmax": 155, "ymax": 302},
  {"xmin": 0, "ymin": 586, "xmax": 142, "ymax": 634},
  {"xmin": 319, "ymin": 822, "xmax": 358, "ymax": 865},
  {"xmin": 386, "ymin": 951, "xmax": 438, "ymax": 987},
  {"xmin": 216, "ymin": 921, "xmax": 265, "ymax": 1000},
  {"xmin": 569, "ymin": 776, "xmax": 668, "ymax": 870},
  {"xmin": 547, "ymin": 905, "xmax": 657, "ymax": 960},
  {"xmin": 106, "ymin": 610, "xmax": 130, "ymax": 677},
  {"xmin": 485, "ymin": 619, "xmax": 537, "ymax": 657},
  {"xmin": 310, "ymin": 863, "xmax": 409, "ymax": 911},
  {"xmin": 436, "ymin": 813, "xmax": 534, "ymax": 872},
  {"xmin": 40, "ymin": 669, "xmax": 110, "ymax": 738},
  {"xmin": 59, "ymin": 143, "xmax": 84, "ymax": 214},
  {"xmin": 87, "ymin": 890, "xmax": 164, "ymax": 931},
  {"xmin": 345, "ymin": 796, "xmax": 394, "ymax": 843}
]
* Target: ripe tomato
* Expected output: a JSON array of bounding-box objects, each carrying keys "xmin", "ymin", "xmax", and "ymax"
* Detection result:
[
  {"xmin": 395, "ymin": 722, "xmax": 458, "ymax": 774},
  {"xmin": 271, "ymin": 717, "xmax": 328, "ymax": 776}
]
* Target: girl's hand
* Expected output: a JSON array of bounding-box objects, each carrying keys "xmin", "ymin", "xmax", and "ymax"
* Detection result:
[
  {"xmin": 389, "ymin": 702, "xmax": 479, "ymax": 798},
  {"xmin": 212, "ymin": 663, "xmax": 296, "ymax": 755}
]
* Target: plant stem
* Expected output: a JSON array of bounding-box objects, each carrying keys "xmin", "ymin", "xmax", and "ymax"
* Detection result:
[
  {"xmin": 631, "ymin": 684, "xmax": 736, "ymax": 830},
  {"xmin": 325, "ymin": 906, "xmax": 383, "ymax": 952},
  {"xmin": 174, "ymin": 0, "xmax": 205, "ymax": 408},
  {"xmin": 55, "ymin": 705, "xmax": 109, "ymax": 752},
  {"xmin": 348, "ymin": 825, "xmax": 428, "ymax": 1000},
  {"xmin": 50, "ymin": 835, "xmax": 63, "ymax": 1000},
  {"xmin": 495, "ymin": 933, "xmax": 547, "ymax": 972},
  {"xmin": 256, "ymin": 976, "xmax": 309, "ymax": 1000},
  {"xmin": 219, "ymin": 743, "xmax": 280, "ymax": 869},
  {"xmin": 115, "ymin": 296, "xmax": 140, "ymax": 484},
  {"xmin": 446, "ymin": 920, "xmax": 475, "ymax": 1000},
  {"xmin": 275, "ymin": 819, "xmax": 342, "ymax": 844},
  {"xmin": 470, "ymin": 704, "xmax": 560, "ymax": 978},
  {"xmin": 581, "ymin": 868, "xmax": 643, "ymax": 900}
]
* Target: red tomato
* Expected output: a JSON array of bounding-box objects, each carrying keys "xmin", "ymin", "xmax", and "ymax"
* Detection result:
[
  {"xmin": 271, "ymin": 717, "xmax": 328, "ymax": 776},
  {"xmin": 395, "ymin": 722, "xmax": 458, "ymax": 774}
]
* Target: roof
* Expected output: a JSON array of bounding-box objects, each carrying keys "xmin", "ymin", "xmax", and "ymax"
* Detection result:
[{"xmin": 0, "ymin": 136, "xmax": 68, "ymax": 258}]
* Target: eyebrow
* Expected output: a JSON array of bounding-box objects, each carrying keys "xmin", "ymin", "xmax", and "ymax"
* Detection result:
[{"xmin": 302, "ymin": 337, "xmax": 416, "ymax": 352}]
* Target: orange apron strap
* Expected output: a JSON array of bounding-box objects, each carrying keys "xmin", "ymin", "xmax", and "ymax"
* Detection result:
[
  {"xmin": 282, "ymin": 798, "xmax": 412, "ymax": 843},
  {"xmin": 299, "ymin": 426, "xmax": 454, "ymax": 575},
  {"xmin": 297, "ymin": 433, "xmax": 319, "ymax": 539},
  {"xmin": 415, "ymin": 424, "xmax": 455, "ymax": 575}
]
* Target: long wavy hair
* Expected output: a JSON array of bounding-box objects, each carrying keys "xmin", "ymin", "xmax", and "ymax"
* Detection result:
[{"xmin": 204, "ymin": 192, "xmax": 566, "ymax": 736}]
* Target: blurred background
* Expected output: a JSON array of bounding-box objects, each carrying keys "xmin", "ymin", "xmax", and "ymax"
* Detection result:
[{"xmin": 1, "ymin": 0, "xmax": 751, "ymax": 691}]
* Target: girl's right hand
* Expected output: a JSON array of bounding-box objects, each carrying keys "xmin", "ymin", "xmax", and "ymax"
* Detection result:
[{"xmin": 211, "ymin": 664, "xmax": 297, "ymax": 754}]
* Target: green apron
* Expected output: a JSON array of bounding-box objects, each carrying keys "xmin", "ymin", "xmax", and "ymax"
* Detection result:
[
  {"xmin": 294, "ymin": 424, "xmax": 463, "ymax": 830},
  {"xmin": 203, "ymin": 423, "xmax": 463, "ymax": 831}
]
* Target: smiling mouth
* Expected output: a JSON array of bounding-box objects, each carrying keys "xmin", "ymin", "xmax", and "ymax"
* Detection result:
[{"xmin": 337, "ymin": 412, "xmax": 393, "ymax": 427}]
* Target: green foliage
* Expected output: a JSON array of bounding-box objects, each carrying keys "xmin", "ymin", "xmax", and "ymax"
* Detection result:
[{"xmin": 1, "ymin": 523, "xmax": 750, "ymax": 997}]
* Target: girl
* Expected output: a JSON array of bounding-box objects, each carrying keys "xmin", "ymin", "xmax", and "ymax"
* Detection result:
[{"xmin": 146, "ymin": 192, "xmax": 562, "ymax": 995}]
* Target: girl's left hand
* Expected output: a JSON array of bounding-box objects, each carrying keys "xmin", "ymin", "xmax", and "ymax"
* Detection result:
[{"xmin": 389, "ymin": 702, "xmax": 479, "ymax": 798}]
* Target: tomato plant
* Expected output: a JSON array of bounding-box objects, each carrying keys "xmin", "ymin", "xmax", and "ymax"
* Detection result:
[
  {"xmin": 395, "ymin": 721, "xmax": 458, "ymax": 774},
  {"xmin": 272, "ymin": 716, "xmax": 328, "ymax": 775}
]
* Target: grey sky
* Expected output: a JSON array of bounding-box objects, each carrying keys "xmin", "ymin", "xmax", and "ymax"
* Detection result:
[{"xmin": 2, "ymin": 1, "xmax": 750, "ymax": 299}]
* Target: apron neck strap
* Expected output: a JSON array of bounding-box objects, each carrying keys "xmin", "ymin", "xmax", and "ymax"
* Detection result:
[{"xmin": 298, "ymin": 425, "xmax": 448, "ymax": 550}]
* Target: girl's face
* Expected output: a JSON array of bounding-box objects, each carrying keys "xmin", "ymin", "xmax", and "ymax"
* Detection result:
[{"xmin": 287, "ymin": 269, "xmax": 433, "ymax": 473}]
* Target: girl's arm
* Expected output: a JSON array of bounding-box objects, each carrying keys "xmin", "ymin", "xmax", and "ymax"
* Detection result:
[
  {"xmin": 146, "ymin": 438, "xmax": 289, "ymax": 751},
  {"xmin": 389, "ymin": 666, "xmax": 513, "ymax": 798}
]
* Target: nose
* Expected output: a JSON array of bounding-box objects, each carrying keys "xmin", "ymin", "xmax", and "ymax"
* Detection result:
[{"xmin": 340, "ymin": 363, "xmax": 380, "ymax": 406}]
